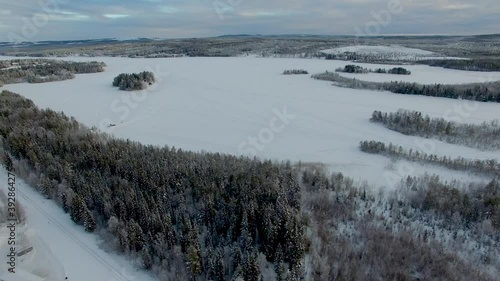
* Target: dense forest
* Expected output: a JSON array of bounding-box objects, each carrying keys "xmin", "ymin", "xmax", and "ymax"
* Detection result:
[
  {"xmin": 0, "ymin": 59, "xmax": 105, "ymax": 86},
  {"xmin": 359, "ymin": 140, "xmax": 500, "ymax": 178},
  {"xmin": 312, "ymin": 71, "xmax": 500, "ymax": 102},
  {"xmin": 0, "ymin": 91, "xmax": 305, "ymax": 280},
  {"xmin": 1, "ymin": 91, "xmax": 500, "ymax": 280},
  {"xmin": 419, "ymin": 59, "xmax": 500, "ymax": 72},
  {"xmin": 282, "ymin": 69, "xmax": 309, "ymax": 75},
  {"xmin": 112, "ymin": 71, "xmax": 156, "ymax": 91},
  {"xmin": 335, "ymin": 65, "xmax": 411, "ymax": 75},
  {"xmin": 370, "ymin": 110, "xmax": 500, "ymax": 150}
]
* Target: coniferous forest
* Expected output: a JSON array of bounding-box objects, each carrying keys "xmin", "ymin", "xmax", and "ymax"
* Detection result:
[
  {"xmin": 359, "ymin": 140, "xmax": 500, "ymax": 178},
  {"xmin": 370, "ymin": 110, "xmax": 500, "ymax": 150},
  {"xmin": 0, "ymin": 59, "xmax": 105, "ymax": 86},
  {"xmin": 312, "ymin": 71, "xmax": 500, "ymax": 102},
  {"xmin": 335, "ymin": 65, "xmax": 411, "ymax": 75},
  {"xmin": 418, "ymin": 59, "xmax": 500, "ymax": 72},
  {"xmin": 112, "ymin": 71, "xmax": 156, "ymax": 91},
  {"xmin": 1, "ymin": 91, "xmax": 500, "ymax": 280}
]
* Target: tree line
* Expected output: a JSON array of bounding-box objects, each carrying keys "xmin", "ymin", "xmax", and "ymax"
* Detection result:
[
  {"xmin": 0, "ymin": 59, "xmax": 105, "ymax": 87},
  {"xmin": 311, "ymin": 71, "xmax": 500, "ymax": 102},
  {"xmin": 418, "ymin": 59, "xmax": 500, "ymax": 72},
  {"xmin": 112, "ymin": 71, "xmax": 156, "ymax": 91},
  {"xmin": 371, "ymin": 110, "xmax": 500, "ymax": 150},
  {"xmin": 335, "ymin": 65, "xmax": 411, "ymax": 75},
  {"xmin": 359, "ymin": 140, "xmax": 500, "ymax": 178}
]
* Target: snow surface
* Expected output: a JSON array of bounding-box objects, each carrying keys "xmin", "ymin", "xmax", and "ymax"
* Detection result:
[
  {"xmin": 2, "ymin": 56, "xmax": 500, "ymax": 188},
  {"xmin": 320, "ymin": 45, "xmax": 466, "ymax": 61},
  {"xmin": 0, "ymin": 169, "xmax": 157, "ymax": 281},
  {"xmin": 322, "ymin": 45, "xmax": 436, "ymax": 56},
  {"xmin": 0, "ymin": 223, "xmax": 66, "ymax": 281}
]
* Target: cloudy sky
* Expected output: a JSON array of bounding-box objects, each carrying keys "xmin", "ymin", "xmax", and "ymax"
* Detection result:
[{"xmin": 0, "ymin": 0, "xmax": 499, "ymax": 41}]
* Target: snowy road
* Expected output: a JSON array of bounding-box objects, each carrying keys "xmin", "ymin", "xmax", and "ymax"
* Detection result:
[{"xmin": 0, "ymin": 168, "xmax": 158, "ymax": 281}]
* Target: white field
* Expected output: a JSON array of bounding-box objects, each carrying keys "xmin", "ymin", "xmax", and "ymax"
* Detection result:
[
  {"xmin": 321, "ymin": 45, "xmax": 435, "ymax": 55},
  {"xmin": 2, "ymin": 56, "xmax": 500, "ymax": 188},
  {"xmin": 320, "ymin": 45, "xmax": 465, "ymax": 61}
]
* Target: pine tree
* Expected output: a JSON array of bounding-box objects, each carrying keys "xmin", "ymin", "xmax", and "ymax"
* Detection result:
[
  {"xmin": 141, "ymin": 247, "xmax": 153, "ymax": 270},
  {"xmin": 242, "ymin": 252, "xmax": 260, "ymax": 281},
  {"xmin": 2, "ymin": 152, "xmax": 13, "ymax": 171},
  {"xmin": 83, "ymin": 206, "xmax": 96, "ymax": 232},
  {"xmin": 186, "ymin": 244, "xmax": 202, "ymax": 278},
  {"xmin": 274, "ymin": 246, "xmax": 286, "ymax": 281},
  {"xmin": 61, "ymin": 192, "xmax": 69, "ymax": 213},
  {"xmin": 70, "ymin": 194, "xmax": 85, "ymax": 224},
  {"xmin": 214, "ymin": 250, "xmax": 225, "ymax": 281}
]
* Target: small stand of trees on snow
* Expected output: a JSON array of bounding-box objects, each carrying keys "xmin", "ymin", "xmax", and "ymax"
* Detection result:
[
  {"xmin": 371, "ymin": 110, "xmax": 500, "ymax": 150},
  {"xmin": 283, "ymin": 69, "xmax": 309, "ymax": 75},
  {"xmin": 335, "ymin": 65, "xmax": 369, "ymax": 74},
  {"xmin": 359, "ymin": 140, "xmax": 500, "ymax": 178},
  {"xmin": 335, "ymin": 65, "xmax": 411, "ymax": 75},
  {"xmin": 112, "ymin": 71, "xmax": 155, "ymax": 91}
]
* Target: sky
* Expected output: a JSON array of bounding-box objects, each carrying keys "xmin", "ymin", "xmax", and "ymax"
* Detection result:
[{"xmin": 0, "ymin": 0, "xmax": 499, "ymax": 42}]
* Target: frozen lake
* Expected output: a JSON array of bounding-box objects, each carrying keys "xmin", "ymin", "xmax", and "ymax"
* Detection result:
[{"xmin": 3, "ymin": 55, "xmax": 500, "ymax": 187}]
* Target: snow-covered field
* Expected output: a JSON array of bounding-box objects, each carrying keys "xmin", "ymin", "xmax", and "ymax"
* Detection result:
[
  {"xmin": 2, "ymin": 55, "xmax": 500, "ymax": 188},
  {"xmin": 320, "ymin": 45, "xmax": 464, "ymax": 61},
  {"xmin": 322, "ymin": 45, "xmax": 435, "ymax": 55}
]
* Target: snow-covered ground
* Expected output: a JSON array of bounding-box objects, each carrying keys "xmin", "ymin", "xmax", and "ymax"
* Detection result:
[
  {"xmin": 2, "ymin": 56, "xmax": 500, "ymax": 188},
  {"xmin": 320, "ymin": 45, "xmax": 464, "ymax": 61},
  {"xmin": 322, "ymin": 45, "xmax": 435, "ymax": 55},
  {"xmin": 0, "ymin": 220, "xmax": 66, "ymax": 281},
  {"xmin": 0, "ymin": 168, "xmax": 157, "ymax": 281}
]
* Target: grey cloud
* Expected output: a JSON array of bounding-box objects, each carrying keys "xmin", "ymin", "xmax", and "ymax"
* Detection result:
[{"xmin": 0, "ymin": 0, "xmax": 498, "ymax": 41}]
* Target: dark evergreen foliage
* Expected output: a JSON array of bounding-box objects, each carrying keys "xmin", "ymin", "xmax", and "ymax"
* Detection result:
[
  {"xmin": 282, "ymin": 69, "xmax": 309, "ymax": 75},
  {"xmin": 335, "ymin": 65, "xmax": 369, "ymax": 74},
  {"xmin": 335, "ymin": 65, "xmax": 411, "ymax": 75},
  {"xmin": 419, "ymin": 59, "xmax": 500, "ymax": 72},
  {"xmin": 112, "ymin": 71, "xmax": 155, "ymax": 91},
  {"xmin": 0, "ymin": 59, "xmax": 105, "ymax": 86},
  {"xmin": 387, "ymin": 67, "xmax": 411, "ymax": 75}
]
